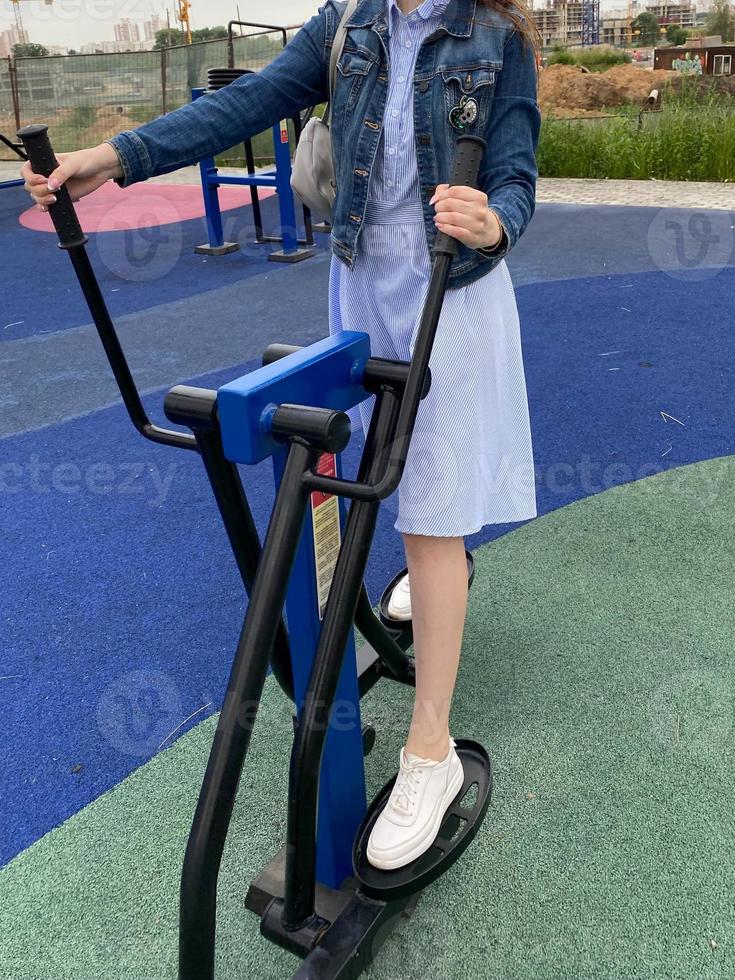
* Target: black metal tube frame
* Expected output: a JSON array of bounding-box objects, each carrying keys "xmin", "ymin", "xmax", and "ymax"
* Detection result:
[
  {"xmin": 179, "ymin": 439, "xmax": 319, "ymax": 980},
  {"xmin": 0, "ymin": 132, "xmax": 26, "ymax": 160},
  {"xmin": 302, "ymin": 255, "xmax": 451, "ymax": 503},
  {"xmin": 282, "ymin": 386, "xmax": 401, "ymax": 930}
]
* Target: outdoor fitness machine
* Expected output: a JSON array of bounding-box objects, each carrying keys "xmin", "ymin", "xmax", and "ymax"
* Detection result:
[
  {"xmin": 194, "ymin": 21, "xmax": 316, "ymax": 262},
  {"xmin": 19, "ymin": 122, "xmax": 493, "ymax": 980}
]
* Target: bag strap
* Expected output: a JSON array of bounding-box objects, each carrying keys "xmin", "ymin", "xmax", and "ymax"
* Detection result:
[{"xmin": 326, "ymin": 0, "xmax": 360, "ymax": 126}]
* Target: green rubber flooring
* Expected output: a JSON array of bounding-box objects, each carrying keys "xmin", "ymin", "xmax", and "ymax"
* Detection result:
[{"xmin": 2, "ymin": 457, "xmax": 734, "ymax": 980}]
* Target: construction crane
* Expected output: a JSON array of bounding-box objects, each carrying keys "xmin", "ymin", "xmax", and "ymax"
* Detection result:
[
  {"xmin": 10, "ymin": 0, "xmax": 53, "ymax": 43},
  {"xmin": 581, "ymin": 0, "xmax": 601, "ymax": 46},
  {"xmin": 11, "ymin": 0, "xmax": 27, "ymax": 39},
  {"xmin": 175, "ymin": 0, "xmax": 193, "ymax": 44},
  {"xmin": 628, "ymin": 0, "xmax": 636, "ymax": 46}
]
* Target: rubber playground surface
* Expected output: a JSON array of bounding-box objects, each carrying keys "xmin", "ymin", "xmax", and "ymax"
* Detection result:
[{"xmin": 1, "ymin": 180, "xmax": 734, "ymax": 980}]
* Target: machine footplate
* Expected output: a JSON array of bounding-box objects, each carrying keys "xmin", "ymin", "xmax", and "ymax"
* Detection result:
[
  {"xmin": 352, "ymin": 739, "xmax": 492, "ymax": 901},
  {"xmin": 378, "ymin": 551, "xmax": 475, "ymax": 631}
]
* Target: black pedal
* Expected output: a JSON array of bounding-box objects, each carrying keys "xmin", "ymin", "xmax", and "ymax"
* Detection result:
[
  {"xmin": 352, "ymin": 739, "xmax": 492, "ymax": 901},
  {"xmin": 378, "ymin": 550, "xmax": 476, "ymax": 631}
]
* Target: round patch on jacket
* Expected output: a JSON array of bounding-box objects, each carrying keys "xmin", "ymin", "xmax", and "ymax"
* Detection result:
[{"xmin": 449, "ymin": 96, "xmax": 479, "ymax": 132}]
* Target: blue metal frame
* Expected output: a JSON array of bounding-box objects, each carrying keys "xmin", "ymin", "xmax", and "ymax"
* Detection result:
[
  {"xmin": 218, "ymin": 331, "xmax": 374, "ymax": 888},
  {"xmin": 1, "ymin": 179, "xmax": 24, "ymax": 190},
  {"xmin": 192, "ymin": 87, "xmax": 312, "ymax": 260},
  {"xmin": 218, "ymin": 332, "xmax": 371, "ymax": 465}
]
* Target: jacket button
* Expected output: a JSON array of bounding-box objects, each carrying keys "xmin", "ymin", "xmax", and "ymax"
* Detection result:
[
  {"xmin": 354, "ymin": 169, "xmax": 369, "ymax": 177},
  {"xmin": 418, "ymin": 134, "xmax": 431, "ymax": 146},
  {"xmin": 350, "ymin": 214, "xmax": 362, "ymax": 223},
  {"xmin": 419, "ymin": 81, "xmax": 429, "ymax": 93},
  {"xmin": 364, "ymin": 120, "xmax": 380, "ymax": 130}
]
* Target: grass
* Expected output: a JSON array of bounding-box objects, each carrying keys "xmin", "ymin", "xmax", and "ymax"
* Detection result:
[
  {"xmin": 547, "ymin": 45, "xmax": 632, "ymax": 71},
  {"xmin": 538, "ymin": 89, "xmax": 735, "ymax": 181}
]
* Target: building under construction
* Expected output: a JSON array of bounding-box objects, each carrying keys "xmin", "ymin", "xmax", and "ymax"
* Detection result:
[
  {"xmin": 531, "ymin": 0, "xmax": 695, "ymax": 47},
  {"xmin": 532, "ymin": 0, "xmax": 601, "ymax": 47}
]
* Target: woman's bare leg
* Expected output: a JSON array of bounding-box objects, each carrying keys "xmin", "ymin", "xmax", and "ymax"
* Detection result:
[{"xmin": 402, "ymin": 533, "xmax": 468, "ymax": 762}]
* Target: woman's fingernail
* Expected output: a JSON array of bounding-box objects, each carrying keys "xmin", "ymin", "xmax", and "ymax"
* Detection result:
[
  {"xmin": 429, "ymin": 195, "xmax": 437, "ymax": 205},
  {"xmin": 48, "ymin": 196, "xmax": 57, "ymax": 205},
  {"xmin": 48, "ymin": 178, "xmax": 60, "ymax": 192}
]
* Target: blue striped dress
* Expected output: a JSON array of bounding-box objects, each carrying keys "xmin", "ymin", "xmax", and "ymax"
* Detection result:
[{"xmin": 329, "ymin": 0, "xmax": 537, "ymax": 536}]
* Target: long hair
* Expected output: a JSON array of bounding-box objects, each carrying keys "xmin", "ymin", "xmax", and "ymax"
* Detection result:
[{"xmin": 477, "ymin": 0, "xmax": 541, "ymax": 55}]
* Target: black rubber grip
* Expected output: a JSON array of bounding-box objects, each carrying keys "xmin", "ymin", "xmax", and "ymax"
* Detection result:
[
  {"xmin": 17, "ymin": 124, "xmax": 88, "ymax": 250},
  {"xmin": 434, "ymin": 135, "xmax": 487, "ymax": 259}
]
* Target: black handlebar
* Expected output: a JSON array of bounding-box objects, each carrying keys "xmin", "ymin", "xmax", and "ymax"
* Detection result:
[
  {"xmin": 17, "ymin": 123, "xmax": 197, "ymax": 452},
  {"xmin": 433, "ymin": 136, "xmax": 487, "ymax": 259},
  {"xmin": 17, "ymin": 124, "xmax": 88, "ymax": 250}
]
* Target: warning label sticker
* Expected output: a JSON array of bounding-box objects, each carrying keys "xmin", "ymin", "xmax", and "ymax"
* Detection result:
[
  {"xmin": 280, "ymin": 119, "xmax": 290, "ymax": 144},
  {"xmin": 311, "ymin": 454, "xmax": 341, "ymax": 620}
]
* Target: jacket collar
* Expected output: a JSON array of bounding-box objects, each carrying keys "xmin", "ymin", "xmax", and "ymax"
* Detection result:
[
  {"xmin": 346, "ymin": 0, "xmax": 478, "ymax": 38},
  {"xmin": 386, "ymin": 0, "xmax": 452, "ymax": 35}
]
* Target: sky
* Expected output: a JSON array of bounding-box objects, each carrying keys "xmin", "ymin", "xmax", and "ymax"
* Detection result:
[
  {"xmin": 1, "ymin": 0, "xmax": 629, "ymax": 49},
  {"xmin": 0, "ymin": 1, "xmax": 319, "ymax": 47}
]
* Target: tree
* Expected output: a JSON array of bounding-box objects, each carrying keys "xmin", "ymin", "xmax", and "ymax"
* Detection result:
[
  {"xmin": 666, "ymin": 24, "xmax": 688, "ymax": 45},
  {"xmin": 631, "ymin": 12, "xmax": 661, "ymax": 45},
  {"xmin": 192, "ymin": 27, "xmax": 228, "ymax": 41},
  {"xmin": 12, "ymin": 43, "xmax": 50, "ymax": 58},
  {"xmin": 154, "ymin": 28, "xmax": 184, "ymax": 49},
  {"xmin": 706, "ymin": 0, "xmax": 734, "ymax": 41},
  {"xmin": 154, "ymin": 25, "xmax": 229, "ymax": 48}
]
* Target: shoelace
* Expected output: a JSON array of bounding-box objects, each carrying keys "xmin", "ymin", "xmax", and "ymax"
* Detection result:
[{"xmin": 391, "ymin": 763, "xmax": 424, "ymax": 815}]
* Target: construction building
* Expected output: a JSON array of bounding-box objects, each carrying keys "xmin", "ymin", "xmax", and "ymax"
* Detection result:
[
  {"xmin": 114, "ymin": 19, "xmax": 141, "ymax": 45},
  {"xmin": 532, "ymin": 0, "xmax": 695, "ymax": 46},
  {"xmin": 0, "ymin": 24, "xmax": 28, "ymax": 59}
]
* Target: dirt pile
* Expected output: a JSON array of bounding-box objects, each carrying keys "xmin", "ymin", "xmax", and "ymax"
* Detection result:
[
  {"xmin": 78, "ymin": 106, "xmax": 139, "ymax": 143},
  {"xmin": 539, "ymin": 63, "xmax": 676, "ymax": 113}
]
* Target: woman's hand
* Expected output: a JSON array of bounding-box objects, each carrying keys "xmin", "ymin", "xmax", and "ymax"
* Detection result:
[
  {"xmin": 431, "ymin": 184, "xmax": 503, "ymax": 251},
  {"xmin": 22, "ymin": 143, "xmax": 124, "ymax": 212}
]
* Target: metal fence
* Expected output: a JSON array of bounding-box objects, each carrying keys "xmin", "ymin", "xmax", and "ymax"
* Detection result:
[{"xmin": 0, "ymin": 28, "xmax": 299, "ymax": 161}]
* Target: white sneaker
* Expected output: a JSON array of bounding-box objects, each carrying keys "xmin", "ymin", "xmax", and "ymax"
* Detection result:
[
  {"xmin": 366, "ymin": 739, "xmax": 464, "ymax": 871},
  {"xmin": 386, "ymin": 573, "xmax": 412, "ymax": 621}
]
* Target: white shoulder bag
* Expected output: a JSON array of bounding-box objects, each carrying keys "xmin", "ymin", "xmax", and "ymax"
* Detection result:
[{"xmin": 291, "ymin": 0, "xmax": 359, "ymax": 219}]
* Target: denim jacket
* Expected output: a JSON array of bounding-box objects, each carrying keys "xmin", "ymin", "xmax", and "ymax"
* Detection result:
[{"xmin": 110, "ymin": 0, "xmax": 540, "ymax": 288}]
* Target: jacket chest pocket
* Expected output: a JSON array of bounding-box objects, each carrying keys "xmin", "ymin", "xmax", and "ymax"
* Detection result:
[
  {"xmin": 441, "ymin": 65, "xmax": 499, "ymax": 132},
  {"xmin": 336, "ymin": 45, "xmax": 377, "ymax": 111}
]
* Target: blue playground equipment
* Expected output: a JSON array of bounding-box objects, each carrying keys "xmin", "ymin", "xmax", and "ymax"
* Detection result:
[
  {"xmin": 192, "ymin": 84, "xmax": 315, "ymax": 263},
  {"xmin": 19, "ymin": 122, "xmax": 493, "ymax": 980},
  {"xmin": 194, "ymin": 22, "xmax": 319, "ymax": 263}
]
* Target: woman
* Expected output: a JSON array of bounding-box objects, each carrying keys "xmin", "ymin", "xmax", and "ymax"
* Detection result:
[{"xmin": 23, "ymin": 0, "xmax": 540, "ymax": 872}]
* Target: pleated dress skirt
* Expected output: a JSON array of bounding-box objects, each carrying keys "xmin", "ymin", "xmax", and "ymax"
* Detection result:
[{"xmin": 329, "ymin": 199, "xmax": 538, "ymax": 537}]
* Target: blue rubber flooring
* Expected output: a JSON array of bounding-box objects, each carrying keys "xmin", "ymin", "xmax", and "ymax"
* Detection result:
[{"xmin": 2, "ymin": 187, "xmax": 734, "ymax": 865}]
